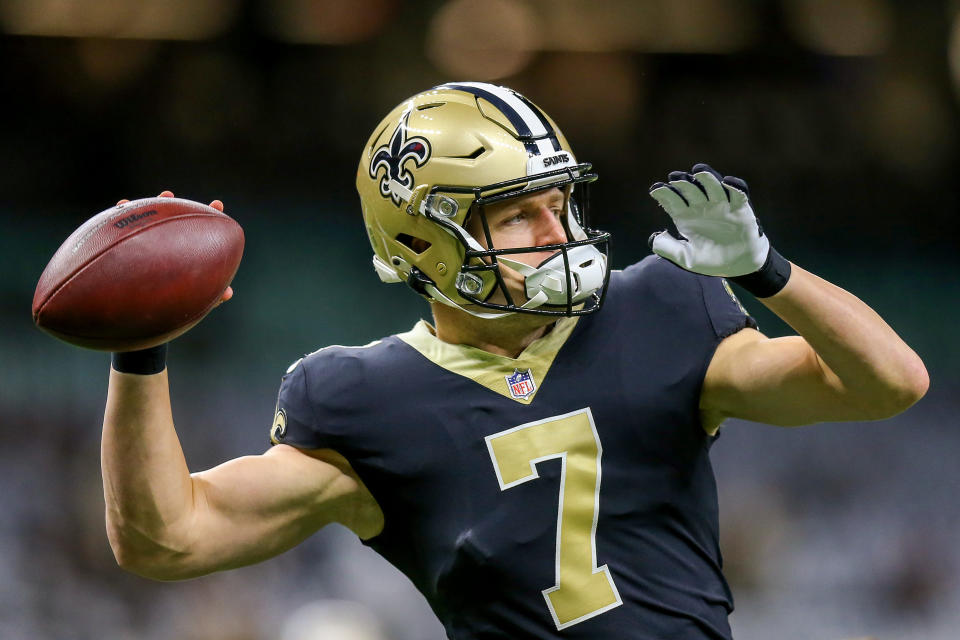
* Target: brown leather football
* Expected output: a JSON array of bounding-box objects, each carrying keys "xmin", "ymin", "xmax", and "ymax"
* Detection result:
[{"xmin": 32, "ymin": 197, "xmax": 244, "ymax": 351}]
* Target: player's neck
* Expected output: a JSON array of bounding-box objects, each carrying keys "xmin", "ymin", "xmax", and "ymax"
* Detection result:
[{"xmin": 429, "ymin": 303, "xmax": 556, "ymax": 359}]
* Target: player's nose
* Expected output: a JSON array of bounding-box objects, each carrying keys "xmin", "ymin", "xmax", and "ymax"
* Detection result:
[{"xmin": 536, "ymin": 207, "xmax": 567, "ymax": 247}]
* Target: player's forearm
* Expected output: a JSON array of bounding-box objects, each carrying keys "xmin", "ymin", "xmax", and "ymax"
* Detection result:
[
  {"xmin": 760, "ymin": 264, "xmax": 928, "ymax": 416},
  {"xmin": 101, "ymin": 368, "xmax": 197, "ymax": 577}
]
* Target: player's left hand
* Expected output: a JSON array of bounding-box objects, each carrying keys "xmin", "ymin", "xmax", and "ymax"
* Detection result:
[{"xmin": 648, "ymin": 164, "xmax": 769, "ymax": 277}]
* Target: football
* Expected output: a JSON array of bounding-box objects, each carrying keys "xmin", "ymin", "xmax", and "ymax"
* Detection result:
[{"xmin": 32, "ymin": 197, "xmax": 244, "ymax": 352}]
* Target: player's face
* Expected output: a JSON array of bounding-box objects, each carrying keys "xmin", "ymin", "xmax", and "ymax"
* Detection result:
[
  {"xmin": 466, "ymin": 187, "xmax": 568, "ymax": 265},
  {"xmin": 465, "ymin": 187, "xmax": 569, "ymax": 306}
]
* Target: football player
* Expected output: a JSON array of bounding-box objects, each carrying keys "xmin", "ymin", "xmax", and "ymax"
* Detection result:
[{"xmin": 102, "ymin": 83, "xmax": 928, "ymax": 639}]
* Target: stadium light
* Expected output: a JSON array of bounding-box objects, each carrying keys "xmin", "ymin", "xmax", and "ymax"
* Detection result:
[{"xmin": 0, "ymin": 0, "xmax": 237, "ymax": 40}]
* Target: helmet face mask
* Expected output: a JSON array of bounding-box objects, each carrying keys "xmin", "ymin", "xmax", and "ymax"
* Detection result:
[
  {"xmin": 357, "ymin": 82, "xmax": 611, "ymax": 318},
  {"xmin": 430, "ymin": 173, "xmax": 610, "ymax": 316}
]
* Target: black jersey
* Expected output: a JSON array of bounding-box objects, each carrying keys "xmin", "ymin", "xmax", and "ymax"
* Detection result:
[{"xmin": 271, "ymin": 256, "xmax": 756, "ymax": 640}]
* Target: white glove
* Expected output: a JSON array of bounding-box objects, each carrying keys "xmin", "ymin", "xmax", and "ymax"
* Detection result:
[{"xmin": 648, "ymin": 164, "xmax": 769, "ymax": 278}]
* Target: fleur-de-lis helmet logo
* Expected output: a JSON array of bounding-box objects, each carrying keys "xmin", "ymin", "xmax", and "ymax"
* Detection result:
[{"xmin": 369, "ymin": 110, "xmax": 432, "ymax": 206}]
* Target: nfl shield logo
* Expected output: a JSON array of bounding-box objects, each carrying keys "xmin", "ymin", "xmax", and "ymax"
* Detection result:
[{"xmin": 505, "ymin": 368, "xmax": 537, "ymax": 400}]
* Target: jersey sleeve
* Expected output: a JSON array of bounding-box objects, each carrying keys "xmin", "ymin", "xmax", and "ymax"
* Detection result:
[
  {"xmin": 699, "ymin": 276, "xmax": 758, "ymax": 339},
  {"xmin": 617, "ymin": 256, "xmax": 757, "ymax": 341},
  {"xmin": 269, "ymin": 358, "xmax": 329, "ymax": 449}
]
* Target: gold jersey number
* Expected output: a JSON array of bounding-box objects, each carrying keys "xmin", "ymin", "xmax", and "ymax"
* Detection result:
[{"xmin": 485, "ymin": 407, "xmax": 622, "ymax": 630}]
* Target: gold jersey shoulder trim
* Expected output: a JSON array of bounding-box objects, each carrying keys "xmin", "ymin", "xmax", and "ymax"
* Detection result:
[{"xmin": 397, "ymin": 317, "xmax": 579, "ymax": 404}]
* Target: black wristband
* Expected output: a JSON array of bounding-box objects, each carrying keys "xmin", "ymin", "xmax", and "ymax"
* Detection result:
[
  {"xmin": 730, "ymin": 247, "xmax": 792, "ymax": 298},
  {"xmin": 112, "ymin": 344, "xmax": 168, "ymax": 375}
]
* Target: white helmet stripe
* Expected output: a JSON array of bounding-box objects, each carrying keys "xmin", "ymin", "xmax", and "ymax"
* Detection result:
[
  {"xmin": 439, "ymin": 82, "xmax": 561, "ymax": 157},
  {"xmin": 533, "ymin": 137, "xmax": 556, "ymax": 156},
  {"xmin": 443, "ymin": 82, "xmax": 548, "ymax": 135},
  {"xmin": 514, "ymin": 92, "xmax": 564, "ymax": 153}
]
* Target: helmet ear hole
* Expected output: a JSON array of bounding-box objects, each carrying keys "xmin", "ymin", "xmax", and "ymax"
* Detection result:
[{"xmin": 396, "ymin": 233, "xmax": 432, "ymax": 254}]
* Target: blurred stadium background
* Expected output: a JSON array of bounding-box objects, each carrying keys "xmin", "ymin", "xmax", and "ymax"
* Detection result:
[{"xmin": 1, "ymin": 0, "xmax": 959, "ymax": 638}]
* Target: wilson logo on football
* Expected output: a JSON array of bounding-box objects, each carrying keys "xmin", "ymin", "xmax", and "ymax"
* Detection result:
[
  {"xmin": 113, "ymin": 209, "xmax": 158, "ymax": 229},
  {"xmin": 369, "ymin": 111, "xmax": 431, "ymax": 206}
]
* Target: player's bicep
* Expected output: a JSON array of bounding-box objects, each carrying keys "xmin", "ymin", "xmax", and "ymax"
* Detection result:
[
  {"xmin": 176, "ymin": 444, "xmax": 381, "ymax": 577},
  {"xmin": 701, "ymin": 328, "xmax": 864, "ymax": 428}
]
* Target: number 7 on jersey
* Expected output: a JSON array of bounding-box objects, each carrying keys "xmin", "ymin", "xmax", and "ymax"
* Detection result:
[{"xmin": 485, "ymin": 407, "xmax": 622, "ymax": 630}]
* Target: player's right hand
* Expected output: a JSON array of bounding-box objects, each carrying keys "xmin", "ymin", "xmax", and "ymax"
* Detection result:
[{"xmin": 117, "ymin": 190, "xmax": 225, "ymax": 212}]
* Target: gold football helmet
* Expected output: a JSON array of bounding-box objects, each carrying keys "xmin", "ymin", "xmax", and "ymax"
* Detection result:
[{"xmin": 356, "ymin": 82, "xmax": 610, "ymax": 317}]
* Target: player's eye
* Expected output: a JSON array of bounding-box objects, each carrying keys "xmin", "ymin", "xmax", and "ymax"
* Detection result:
[{"xmin": 502, "ymin": 211, "xmax": 527, "ymax": 225}]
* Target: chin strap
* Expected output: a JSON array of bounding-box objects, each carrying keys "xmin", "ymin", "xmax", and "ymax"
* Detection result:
[
  {"xmin": 372, "ymin": 255, "xmax": 403, "ymax": 283},
  {"xmin": 402, "ymin": 263, "xmax": 510, "ymax": 319},
  {"xmin": 423, "ymin": 281, "xmax": 513, "ymax": 318}
]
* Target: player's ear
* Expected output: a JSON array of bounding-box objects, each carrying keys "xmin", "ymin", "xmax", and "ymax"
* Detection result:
[
  {"xmin": 410, "ymin": 237, "xmax": 431, "ymax": 253},
  {"xmin": 395, "ymin": 234, "xmax": 432, "ymax": 254}
]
